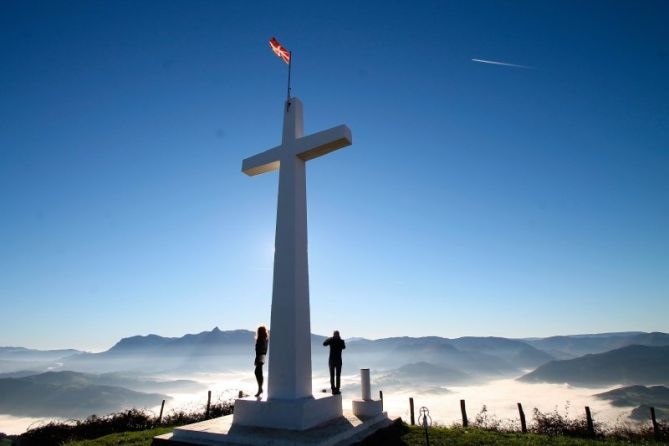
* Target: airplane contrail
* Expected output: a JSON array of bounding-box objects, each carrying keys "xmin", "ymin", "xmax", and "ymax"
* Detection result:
[{"xmin": 471, "ymin": 58, "xmax": 534, "ymax": 69}]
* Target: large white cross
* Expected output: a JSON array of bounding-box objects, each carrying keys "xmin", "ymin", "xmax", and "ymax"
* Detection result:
[{"xmin": 242, "ymin": 98, "xmax": 352, "ymax": 400}]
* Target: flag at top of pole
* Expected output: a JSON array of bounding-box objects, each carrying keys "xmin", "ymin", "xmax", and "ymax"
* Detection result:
[
  {"xmin": 269, "ymin": 37, "xmax": 291, "ymax": 64},
  {"xmin": 269, "ymin": 37, "xmax": 293, "ymax": 101}
]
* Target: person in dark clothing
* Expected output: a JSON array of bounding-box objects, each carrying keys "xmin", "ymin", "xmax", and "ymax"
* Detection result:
[
  {"xmin": 323, "ymin": 330, "xmax": 346, "ymax": 394},
  {"xmin": 254, "ymin": 325, "xmax": 268, "ymax": 397}
]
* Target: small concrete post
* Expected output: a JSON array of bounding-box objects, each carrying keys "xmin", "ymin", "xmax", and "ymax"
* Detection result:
[
  {"xmin": 361, "ymin": 368, "xmax": 371, "ymax": 400},
  {"xmin": 352, "ymin": 368, "xmax": 383, "ymax": 418},
  {"xmin": 409, "ymin": 397, "xmax": 415, "ymax": 425}
]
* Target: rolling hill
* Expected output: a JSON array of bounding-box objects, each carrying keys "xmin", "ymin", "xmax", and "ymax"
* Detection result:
[
  {"xmin": 594, "ymin": 385, "xmax": 669, "ymax": 407},
  {"xmin": 519, "ymin": 345, "xmax": 669, "ymax": 386},
  {"xmin": 0, "ymin": 371, "xmax": 168, "ymax": 418},
  {"xmin": 0, "ymin": 347, "xmax": 83, "ymax": 374},
  {"xmin": 594, "ymin": 384, "xmax": 669, "ymax": 421}
]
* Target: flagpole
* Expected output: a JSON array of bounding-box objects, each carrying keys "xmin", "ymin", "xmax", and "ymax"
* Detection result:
[{"xmin": 287, "ymin": 51, "xmax": 292, "ymax": 102}]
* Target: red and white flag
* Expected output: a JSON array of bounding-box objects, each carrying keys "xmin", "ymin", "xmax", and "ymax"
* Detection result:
[{"xmin": 269, "ymin": 37, "xmax": 290, "ymax": 64}]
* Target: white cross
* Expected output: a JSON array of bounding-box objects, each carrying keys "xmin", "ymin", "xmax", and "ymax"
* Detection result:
[{"xmin": 242, "ymin": 98, "xmax": 352, "ymax": 400}]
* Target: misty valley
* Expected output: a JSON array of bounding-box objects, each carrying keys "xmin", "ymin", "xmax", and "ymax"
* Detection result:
[{"xmin": 1, "ymin": 328, "xmax": 668, "ymax": 435}]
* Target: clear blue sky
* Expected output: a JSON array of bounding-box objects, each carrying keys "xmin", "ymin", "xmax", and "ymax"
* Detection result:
[{"xmin": 1, "ymin": 1, "xmax": 667, "ymax": 351}]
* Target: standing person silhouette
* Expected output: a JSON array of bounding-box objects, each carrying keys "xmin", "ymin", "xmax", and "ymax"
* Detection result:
[
  {"xmin": 323, "ymin": 330, "xmax": 346, "ymax": 395},
  {"xmin": 253, "ymin": 325, "xmax": 268, "ymax": 397}
]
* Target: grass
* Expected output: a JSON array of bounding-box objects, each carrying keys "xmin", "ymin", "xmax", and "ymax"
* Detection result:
[
  {"xmin": 397, "ymin": 425, "xmax": 668, "ymax": 445},
  {"xmin": 20, "ymin": 403, "xmax": 668, "ymax": 446},
  {"xmin": 63, "ymin": 427, "xmax": 172, "ymax": 446},
  {"xmin": 57, "ymin": 424, "xmax": 668, "ymax": 446}
]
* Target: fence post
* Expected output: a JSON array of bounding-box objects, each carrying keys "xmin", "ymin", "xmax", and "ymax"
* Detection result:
[
  {"xmin": 409, "ymin": 397, "xmax": 415, "ymax": 425},
  {"xmin": 205, "ymin": 390, "xmax": 212, "ymax": 419},
  {"xmin": 517, "ymin": 402, "xmax": 527, "ymax": 433},
  {"xmin": 157, "ymin": 399, "xmax": 165, "ymax": 425},
  {"xmin": 650, "ymin": 407, "xmax": 659, "ymax": 438},
  {"xmin": 585, "ymin": 406, "xmax": 594, "ymax": 436},
  {"xmin": 460, "ymin": 399, "xmax": 468, "ymax": 427}
]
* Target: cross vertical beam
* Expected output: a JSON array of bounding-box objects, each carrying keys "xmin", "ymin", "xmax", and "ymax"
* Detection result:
[
  {"xmin": 268, "ymin": 99, "xmax": 312, "ymax": 399},
  {"xmin": 241, "ymin": 97, "xmax": 351, "ymax": 403}
]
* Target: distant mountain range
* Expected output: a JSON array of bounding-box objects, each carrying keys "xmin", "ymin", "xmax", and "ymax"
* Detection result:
[
  {"xmin": 54, "ymin": 330, "xmax": 554, "ymax": 379},
  {"xmin": 0, "ymin": 371, "xmax": 169, "ymax": 418},
  {"xmin": 523, "ymin": 332, "xmax": 669, "ymax": 359},
  {"xmin": 519, "ymin": 345, "xmax": 669, "ymax": 386},
  {"xmin": 0, "ymin": 347, "xmax": 83, "ymax": 361},
  {"xmin": 349, "ymin": 336, "xmax": 552, "ymax": 371},
  {"xmin": 106, "ymin": 328, "xmax": 260, "ymax": 355},
  {"xmin": 3, "ymin": 329, "xmax": 668, "ymax": 386}
]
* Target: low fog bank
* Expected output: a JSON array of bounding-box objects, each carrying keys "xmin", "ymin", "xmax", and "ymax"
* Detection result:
[
  {"xmin": 379, "ymin": 379, "xmax": 631, "ymax": 428},
  {"xmin": 1, "ymin": 371, "xmax": 640, "ymax": 435},
  {"xmin": 0, "ymin": 415, "xmax": 66, "ymax": 436},
  {"xmin": 124, "ymin": 372, "xmax": 662, "ymax": 428}
]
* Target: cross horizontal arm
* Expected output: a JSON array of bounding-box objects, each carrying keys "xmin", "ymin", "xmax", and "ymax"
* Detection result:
[
  {"xmin": 242, "ymin": 146, "xmax": 282, "ymax": 176},
  {"xmin": 242, "ymin": 125, "xmax": 352, "ymax": 176},
  {"xmin": 294, "ymin": 125, "xmax": 352, "ymax": 161}
]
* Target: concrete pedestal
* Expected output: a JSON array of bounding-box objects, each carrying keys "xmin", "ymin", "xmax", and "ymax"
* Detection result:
[
  {"xmin": 233, "ymin": 394, "xmax": 342, "ymax": 430},
  {"xmin": 152, "ymin": 410, "xmax": 395, "ymax": 446},
  {"xmin": 351, "ymin": 369, "xmax": 383, "ymax": 418},
  {"xmin": 352, "ymin": 399, "xmax": 384, "ymax": 418}
]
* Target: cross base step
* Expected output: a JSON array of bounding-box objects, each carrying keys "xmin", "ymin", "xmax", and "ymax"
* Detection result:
[
  {"xmin": 233, "ymin": 394, "xmax": 342, "ymax": 430},
  {"xmin": 152, "ymin": 410, "xmax": 396, "ymax": 446}
]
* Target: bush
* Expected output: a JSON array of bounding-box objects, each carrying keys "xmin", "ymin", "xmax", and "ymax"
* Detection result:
[
  {"xmin": 18, "ymin": 400, "xmax": 234, "ymax": 446},
  {"xmin": 531, "ymin": 406, "xmax": 599, "ymax": 437},
  {"xmin": 19, "ymin": 409, "xmax": 154, "ymax": 446},
  {"xmin": 446, "ymin": 402, "xmax": 669, "ymax": 442},
  {"xmin": 472, "ymin": 405, "xmax": 503, "ymax": 431}
]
